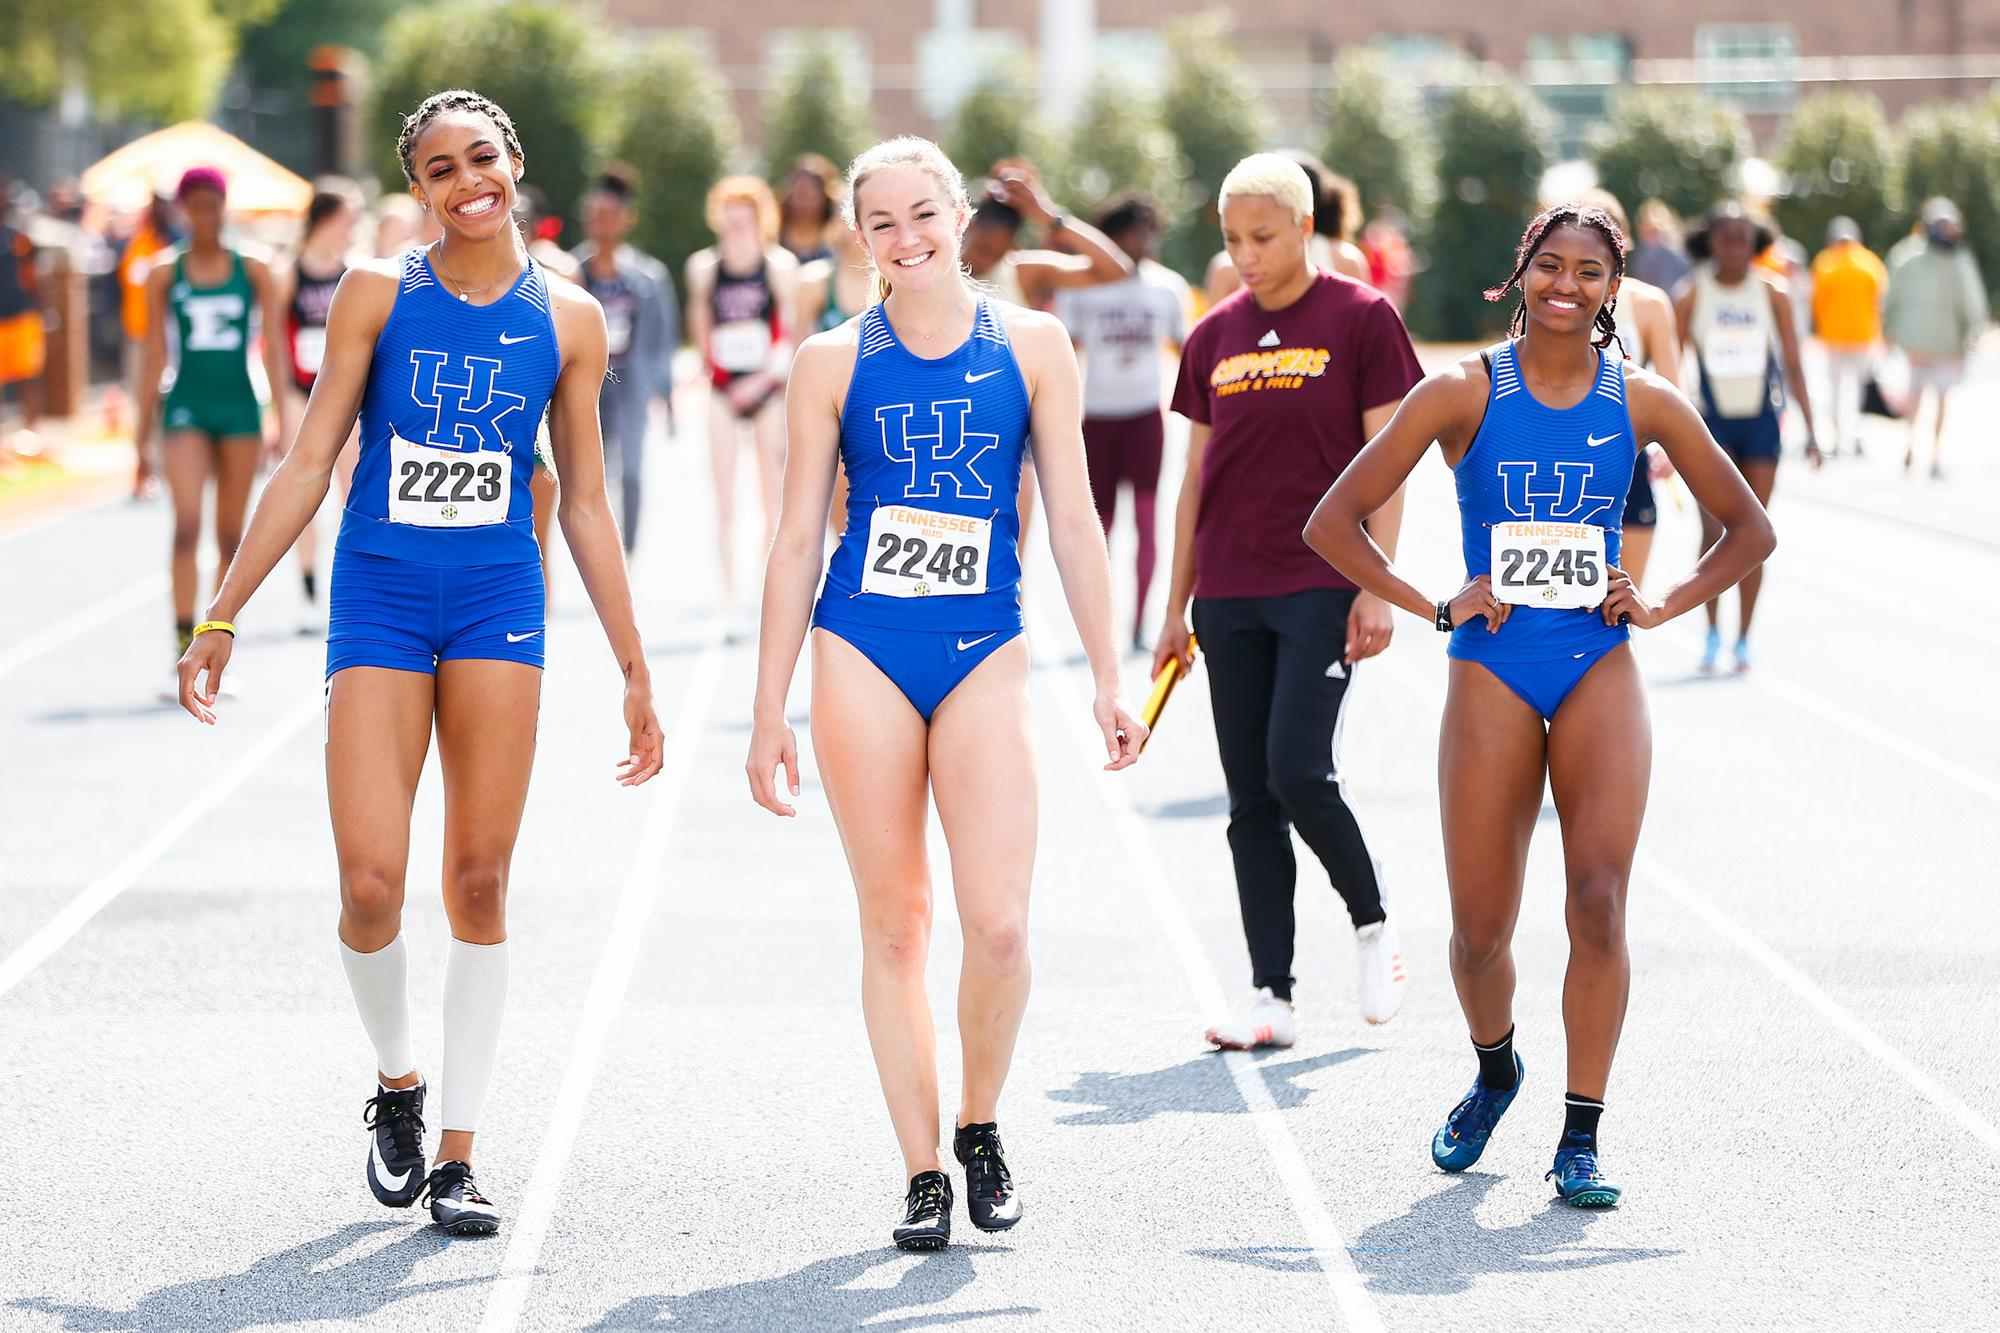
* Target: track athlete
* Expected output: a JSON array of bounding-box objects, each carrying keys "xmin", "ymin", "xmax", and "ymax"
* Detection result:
[
  {"xmin": 1305, "ymin": 202, "xmax": 1775, "ymax": 1207},
  {"xmin": 178, "ymin": 89, "xmax": 664, "ymax": 1235}
]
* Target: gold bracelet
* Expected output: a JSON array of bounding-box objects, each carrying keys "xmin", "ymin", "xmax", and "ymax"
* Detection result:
[{"xmin": 191, "ymin": 620, "xmax": 236, "ymax": 639}]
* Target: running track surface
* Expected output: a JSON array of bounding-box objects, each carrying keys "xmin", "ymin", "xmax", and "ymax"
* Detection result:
[{"xmin": 2, "ymin": 347, "xmax": 1996, "ymax": 1331}]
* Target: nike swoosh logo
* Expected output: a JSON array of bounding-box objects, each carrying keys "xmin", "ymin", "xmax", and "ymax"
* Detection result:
[
  {"xmin": 371, "ymin": 1136, "xmax": 413, "ymax": 1192},
  {"xmin": 1585, "ymin": 432, "xmax": 1619, "ymax": 448},
  {"xmin": 506, "ymin": 630, "xmax": 542, "ymax": 643},
  {"xmin": 964, "ymin": 369, "xmax": 1002, "ymax": 384},
  {"xmin": 498, "ymin": 332, "xmax": 536, "ymax": 345},
  {"xmin": 957, "ymin": 633, "xmax": 998, "ymax": 651}
]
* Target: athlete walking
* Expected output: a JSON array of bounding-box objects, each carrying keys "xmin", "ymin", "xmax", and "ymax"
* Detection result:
[
  {"xmin": 281, "ymin": 181, "xmax": 366, "ymax": 630},
  {"xmin": 1053, "ymin": 193, "xmax": 1189, "ymax": 649},
  {"xmin": 1305, "ymin": 202, "xmax": 1775, "ymax": 1207},
  {"xmin": 572, "ymin": 166, "xmax": 680, "ymax": 552},
  {"xmin": 748, "ymin": 136, "xmax": 1142, "ymax": 1251},
  {"xmin": 1675, "ymin": 202, "xmax": 1817, "ymax": 673},
  {"xmin": 135, "ymin": 168, "xmax": 289, "ymax": 666},
  {"xmin": 1157, "ymin": 153, "xmax": 1420, "ymax": 1047},
  {"xmin": 686, "ymin": 176, "xmax": 799, "ymax": 617},
  {"xmin": 1206, "ymin": 152, "xmax": 1370, "ymax": 305},
  {"xmin": 177, "ymin": 89, "xmax": 663, "ymax": 1235}
]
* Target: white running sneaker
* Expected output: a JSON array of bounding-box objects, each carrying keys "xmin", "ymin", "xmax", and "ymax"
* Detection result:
[
  {"xmin": 1205, "ymin": 986, "xmax": 1296, "ymax": 1051},
  {"xmin": 1355, "ymin": 919, "xmax": 1409, "ymax": 1025}
]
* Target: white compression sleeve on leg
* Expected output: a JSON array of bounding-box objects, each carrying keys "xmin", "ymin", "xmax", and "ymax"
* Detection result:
[
  {"xmin": 441, "ymin": 937, "xmax": 511, "ymax": 1133},
  {"xmin": 338, "ymin": 932, "xmax": 417, "ymax": 1082}
]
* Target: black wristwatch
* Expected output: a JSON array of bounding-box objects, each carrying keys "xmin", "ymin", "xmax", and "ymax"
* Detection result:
[{"xmin": 1434, "ymin": 600, "xmax": 1454, "ymax": 632}]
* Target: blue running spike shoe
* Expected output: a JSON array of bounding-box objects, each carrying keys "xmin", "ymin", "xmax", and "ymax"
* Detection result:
[
  {"xmin": 1430, "ymin": 1053, "xmax": 1524, "ymax": 1172},
  {"xmin": 1699, "ymin": 626, "xmax": 1722, "ymax": 674},
  {"xmin": 1547, "ymin": 1134, "xmax": 1623, "ymax": 1208}
]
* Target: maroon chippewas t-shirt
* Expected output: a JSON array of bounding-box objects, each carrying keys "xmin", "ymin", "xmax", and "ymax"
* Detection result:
[{"xmin": 1171, "ymin": 270, "xmax": 1422, "ymax": 598}]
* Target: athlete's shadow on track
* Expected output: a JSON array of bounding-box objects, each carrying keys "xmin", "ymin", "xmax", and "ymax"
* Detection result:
[
  {"xmin": 1346, "ymin": 1173, "xmax": 1677, "ymax": 1295},
  {"xmin": 589, "ymin": 1246, "xmax": 1036, "ymax": 1330},
  {"xmin": 1047, "ymin": 1047, "xmax": 1375, "ymax": 1126},
  {"xmin": 9, "ymin": 1219, "xmax": 480, "ymax": 1331}
]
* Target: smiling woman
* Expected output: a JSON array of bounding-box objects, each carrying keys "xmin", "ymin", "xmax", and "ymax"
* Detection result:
[
  {"xmin": 1301, "ymin": 201, "xmax": 1777, "ymax": 1209},
  {"xmin": 174, "ymin": 87, "xmax": 665, "ymax": 1239},
  {"xmin": 747, "ymin": 135, "xmax": 1143, "ymax": 1252}
]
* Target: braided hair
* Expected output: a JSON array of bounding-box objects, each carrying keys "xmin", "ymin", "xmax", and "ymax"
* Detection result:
[
  {"xmin": 395, "ymin": 89, "xmax": 523, "ymax": 185},
  {"xmin": 1482, "ymin": 203, "xmax": 1628, "ymax": 350}
]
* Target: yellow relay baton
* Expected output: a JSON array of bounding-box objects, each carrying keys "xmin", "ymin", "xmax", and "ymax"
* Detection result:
[{"xmin": 1139, "ymin": 635, "xmax": 1197, "ymax": 753}]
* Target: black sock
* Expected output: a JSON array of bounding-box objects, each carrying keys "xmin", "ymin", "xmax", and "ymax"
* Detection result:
[
  {"xmin": 1563, "ymin": 1093, "xmax": 1604, "ymax": 1147},
  {"xmin": 1472, "ymin": 1027, "xmax": 1518, "ymax": 1090},
  {"xmin": 301, "ymin": 570, "xmax": 317, "ymax": 602},
  {"xmin": 176, "ymin": 620, "xmax": 195, "ymax": 655}
]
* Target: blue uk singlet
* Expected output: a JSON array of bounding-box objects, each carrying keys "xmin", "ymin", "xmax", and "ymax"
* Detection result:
[
  {"xmin": 337, "ymin": 247, "xmax": 560, "ymax": 566},
  {"xmin": 1449, "ymin": 341, "xmax": 1636, "ymax": 713},
  {"xmin": 814, "ymin": 299, "xmax": 1032, "ymax": 632}
]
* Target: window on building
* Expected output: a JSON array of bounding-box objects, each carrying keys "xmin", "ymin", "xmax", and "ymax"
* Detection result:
[
  {"xmin": 1695, "ymin": 23, "xmax": 1798, "ymax": 114},
  {"xmin": 914, "ymin": 27, "xmax": 1027, "ymax": 120},
  {"xmin": 1525, "ymin": 32, "xmax": 1632, "ymax": 158},
  {"xmin": 765, "ymin": 28, "xmax": 872, "ymax": 101},
  {"xmin": 1092, "ymin": 29, "xmax": 1169, "ymax": 97}
]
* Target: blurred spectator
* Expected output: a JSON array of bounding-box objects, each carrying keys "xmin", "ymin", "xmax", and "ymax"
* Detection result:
[
  {"xmin": 0, "ymin": 177, "xmax": 45, "ymax": 454},
  {"xmin": 961, "ymin": 159, "xmax": 1132, "ymax": 310},
  {"xmin": 1360, "ymin": 209, "xmax": 1414, "ymax": 311},
  {"xmin": 514, "ymin": 184, "xmax": 579, "ymax": 283},
  {"xmin": 1883, "ymin": 197, "xmax": 1989, "ymax": 479},
  {"xmin": 777, "ymin": 153, "xmax": 842, "ymax": 265},
  {"xmin": 372, "ymin": 195, "xmax": 424, "ymax": 258},
  {"xmin": 572, "ymin": 164, "xmax": 680, "ymax": 552},
  {"xmin": 1809, "ymin": 216, "xmax": 1887, "ymax": 457},
  {"xmin": 1054, "ymin": 191, "xmax": 1189, "ymax": 649},
  {"xmin": 1628, "ymin": 198, "xmax": 1691, "ymax": 296},
  {"xmin": 1758, "ymin": 217, "xmax": 1813, "ymax": 337},
  {"xmin": 118, "ymin": 191, "xmax": 182, "ymax": 496}
]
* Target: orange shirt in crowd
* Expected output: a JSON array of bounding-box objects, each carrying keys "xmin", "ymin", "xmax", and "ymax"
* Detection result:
[
  {"xmin": 119, "ymin": 222, "xmax": 173, "ymax": 341},
  {"xmin": 1811, "ymin": 240, "xmax": 1888, "ymax": 349}
]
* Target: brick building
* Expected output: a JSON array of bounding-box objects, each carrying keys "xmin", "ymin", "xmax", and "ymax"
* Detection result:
[{"xmin": 603, "ymin": 0, "xmax": 2000, "ymax": 156}]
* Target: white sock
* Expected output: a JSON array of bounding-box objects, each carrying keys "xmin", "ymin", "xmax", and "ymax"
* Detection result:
[
  {"xmin": 338, "ymin": 933, "xmax": 416, "ymax": 1082},
  {"xmin": 441, "ymin": 937, "xmax": 510, "ymax": 1134}
]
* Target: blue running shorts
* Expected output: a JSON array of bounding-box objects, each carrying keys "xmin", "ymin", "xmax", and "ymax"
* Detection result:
[{"xmin": 326, "ymin": 548, "xmax": 546, "ymax": 677}]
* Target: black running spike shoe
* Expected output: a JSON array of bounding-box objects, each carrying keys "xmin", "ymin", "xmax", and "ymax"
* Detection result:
[
  {"xmin": 423, "ymin": 1159, "xmax": 502, "ymax": 1235},
  {"xmin": 953, "ymin": 1122, "xmax": 1022, "ymax": 1231},
  {"xmin": 892, "ymin": 1170, "xmax": 953, "ymax": 1251},
  {"xmin": 361, "ymin": 1082, "xmax": 428, "ymax": 1207}
]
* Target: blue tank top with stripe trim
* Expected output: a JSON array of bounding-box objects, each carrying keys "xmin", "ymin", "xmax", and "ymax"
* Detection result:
[
  {"xmin": 1449, "ymin": 340, "xmax": 1635, "ymax": 663},
  {"xmin": 337, "ymin": 247, "xmax": 560, "ymax": 566},
  {"xmin": 814, "ymin": 299, "xmax": 1032, "ymax": 631}
]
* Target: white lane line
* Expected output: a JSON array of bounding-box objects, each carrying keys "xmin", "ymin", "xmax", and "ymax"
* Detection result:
[
  {"xmin": 1036, "ymin": 619, "xmax": 1386, "ymax": 1333},
  {"xmin": 1747, "ymin": 666, "xmax": 2000, "ymax": 807},
  {"xmin": 0, "ymin": 575, "xmax": 167, "ymax": 680},
  {"xmin": 480, "ymin": 629, "xmax": 725, "ymax": 1333},
  {"xmin": 1375, "ymin": 656, "xmax": 2000, "ymax": 1155},
  {"xmin": 0, "ymin": 693, "xmax": 320, "ymax": 1001},
  {"xmin": 1637, "ymin": 851, "xmax": 2000, "ymax": 1154},
  {"xmin": 1784, "ymin": 487, "xmax": 1999, "ymax": 552},
  {"xmin": 0, "ymin": 487, "xmax": 127, "ymax": 547}
]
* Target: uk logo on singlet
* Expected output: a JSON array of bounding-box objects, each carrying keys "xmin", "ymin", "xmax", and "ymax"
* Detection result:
[
  {"xmin": 875, "ymin": 399, "xmax": 998, "ymax": 501},
  {"xmin": 406, "ymin": 350, "xmax": 526, "ymax": 452},
  {"xmin": 1496, "ymin": 461, "xmax": 1618, "ymax": 525}
]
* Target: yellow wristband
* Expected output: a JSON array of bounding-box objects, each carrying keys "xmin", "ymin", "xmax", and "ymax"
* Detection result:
[{"xmin": 192, "ymin": 620, "xmax": 236, "ymax": 639}]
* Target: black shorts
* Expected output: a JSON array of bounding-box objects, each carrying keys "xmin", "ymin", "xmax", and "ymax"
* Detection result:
[{"xmin": 1623, "ymin": 458, "xmax": 1657, "ymax": 529}]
